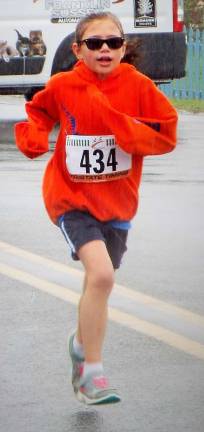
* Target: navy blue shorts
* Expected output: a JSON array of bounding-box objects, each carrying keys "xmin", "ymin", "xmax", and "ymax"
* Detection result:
[{"xmin": 58, "ymin": 210, "xmax": 128, "ymax": 270}]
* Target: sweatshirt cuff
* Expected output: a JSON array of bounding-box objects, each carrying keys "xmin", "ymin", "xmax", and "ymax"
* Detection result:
[{"xmin": 14, "ymin": 122, "xmax": 49, "ymax": 159}]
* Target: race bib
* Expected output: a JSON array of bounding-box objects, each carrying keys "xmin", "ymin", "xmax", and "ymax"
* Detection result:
[{"xmin": 65, "ymin": 135, "xmax": 132, "ymax": 182}]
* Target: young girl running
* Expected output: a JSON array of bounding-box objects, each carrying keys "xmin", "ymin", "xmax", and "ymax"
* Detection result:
[{"xmin": 15, "ymin": 11, "xmax": 178, "ymax": 405}]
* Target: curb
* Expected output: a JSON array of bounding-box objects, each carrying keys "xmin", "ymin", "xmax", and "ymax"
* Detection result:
[
  {"xmin": 0, "ymin": 121, "xmax": 58, "ymax": 145},
  {"xmin": 0, "ymin": 121, "xmax": 17, "ymax": 144}
]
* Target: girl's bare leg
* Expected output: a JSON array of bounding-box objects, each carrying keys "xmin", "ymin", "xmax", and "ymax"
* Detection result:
[
  {"xmin": 77, "ymin": 240, "xmax": 114, "ymax": 363},
  {"xmin": 76, "ymin": 276, "xmax": 87, "ymax": 345}
]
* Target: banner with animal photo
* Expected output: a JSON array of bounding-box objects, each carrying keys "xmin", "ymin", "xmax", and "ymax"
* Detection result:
[
  {"xmin": 0, "ymin": 29, "xmax": 46, "ymax": 75},
  {"xmin": 134, "ymin": 0, "xmax": 157, "ymax": 27}
]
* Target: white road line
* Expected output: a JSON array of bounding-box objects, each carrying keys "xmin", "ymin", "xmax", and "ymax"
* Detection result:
[
  {"xmin": 0, "ymin": 240, "xmax": 204, "ymax": 327},
  {"xmin": 1, "ymin": 261, "xmax": 204, "ymax": 361}
]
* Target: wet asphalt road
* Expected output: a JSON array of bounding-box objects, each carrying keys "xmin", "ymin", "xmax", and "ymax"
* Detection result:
[{"xmin": 0, "ymin": 113, "xmax": 204, "ymax": 432}]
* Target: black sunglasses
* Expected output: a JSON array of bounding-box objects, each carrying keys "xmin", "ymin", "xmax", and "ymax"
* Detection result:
[{"xmin": 78, "ymin": 37, "xmax": 125, "ymax": 51}]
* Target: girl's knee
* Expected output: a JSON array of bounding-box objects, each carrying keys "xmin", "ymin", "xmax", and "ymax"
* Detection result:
[{"xmin": 88, "ymin": 267, "xmax": 114, "ymax": 294}]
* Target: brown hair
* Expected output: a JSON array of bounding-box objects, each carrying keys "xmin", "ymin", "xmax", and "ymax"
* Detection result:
[
  {"xmin": 122, "ymin": 37, "xmax": 142, "ymax": 69},
  {"xmin": 75, "ymin": 12, "xmax": 124, "ymax": 42}
]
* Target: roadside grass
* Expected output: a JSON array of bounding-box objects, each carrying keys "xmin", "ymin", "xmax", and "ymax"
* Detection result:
[{"xmin": 170, "ymin": 99, "xmax": 204, "ymax": 113}]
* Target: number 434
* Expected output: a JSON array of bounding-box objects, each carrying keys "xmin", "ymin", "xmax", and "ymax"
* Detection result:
[{"xmin": 80, "ymin": 148, "xmax": 118, "ymax": 174}]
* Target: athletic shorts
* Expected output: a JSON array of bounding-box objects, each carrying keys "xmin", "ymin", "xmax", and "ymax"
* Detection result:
[{"xmin": 58, "ymin": 210, "xmax": 128, "ymax": 270}]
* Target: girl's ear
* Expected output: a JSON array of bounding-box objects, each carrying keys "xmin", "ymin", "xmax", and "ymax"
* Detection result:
[{"xmin": 72, "ymin": 42, "xmax": 83, "ymax": 60}]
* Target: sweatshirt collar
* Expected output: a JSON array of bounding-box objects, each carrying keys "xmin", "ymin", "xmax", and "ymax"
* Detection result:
[{"xmin": 73, "ymin": 60, "xmax": 135, "ymax": 85}]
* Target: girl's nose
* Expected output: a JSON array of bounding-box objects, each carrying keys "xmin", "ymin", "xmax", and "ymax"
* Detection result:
[{"xmin": 100, "ymin": 42, "xmax": 110, "ymax": 50}]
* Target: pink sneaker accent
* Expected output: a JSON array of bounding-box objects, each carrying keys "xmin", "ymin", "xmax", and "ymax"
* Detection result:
[
  {"xmin": 79, "ymin": 364, "xmax": 84, "ymax": 376},
  {"xmin": 93, "ymin": 376, "xmax": 109, "ymax": 389}
]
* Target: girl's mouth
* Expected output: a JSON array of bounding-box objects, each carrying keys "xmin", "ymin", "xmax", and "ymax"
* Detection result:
[{"xmin": 97, "ymin": 56, "xmax": 112, "ymax": 63}]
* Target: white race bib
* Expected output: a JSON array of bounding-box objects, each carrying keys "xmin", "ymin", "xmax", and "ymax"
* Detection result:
[{"xmin": 65, "ymin": 135, "xmax": 132, "ymax": 182}]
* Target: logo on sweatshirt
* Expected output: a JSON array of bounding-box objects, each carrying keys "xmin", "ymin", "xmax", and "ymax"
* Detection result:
[{"xmin": 61, "ymin": 104, "xmax": 77, "ymax": 135}]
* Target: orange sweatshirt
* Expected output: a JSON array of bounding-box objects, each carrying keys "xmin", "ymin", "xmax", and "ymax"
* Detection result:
[{"xmin": 15, "ymin": 61, "xmax": 178, "ymax": 224}]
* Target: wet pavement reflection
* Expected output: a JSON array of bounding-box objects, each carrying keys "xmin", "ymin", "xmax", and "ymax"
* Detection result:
[{"xmin": 69, "ymin": 410, "xmax": 104, "ymax": 432}]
